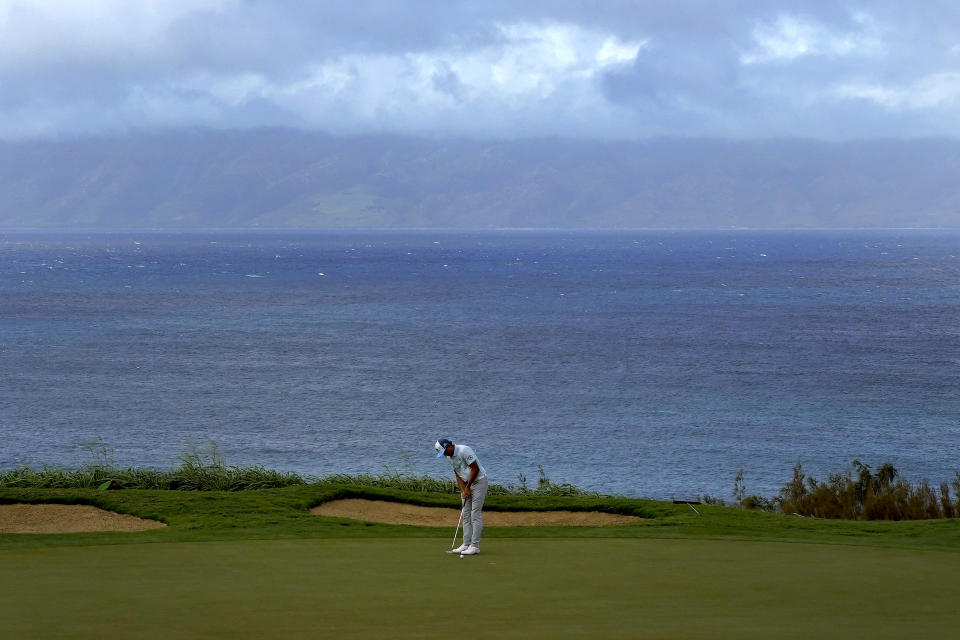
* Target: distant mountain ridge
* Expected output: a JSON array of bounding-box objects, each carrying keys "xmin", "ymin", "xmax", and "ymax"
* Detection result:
[{"xmin": 2, "ymin": 130, "xmax": 959, "ymax": 229}]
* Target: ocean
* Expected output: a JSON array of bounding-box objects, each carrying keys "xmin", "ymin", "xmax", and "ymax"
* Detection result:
[{"xmin": 1, "ymin": 229, "xmax": 958, "ymax": 499}]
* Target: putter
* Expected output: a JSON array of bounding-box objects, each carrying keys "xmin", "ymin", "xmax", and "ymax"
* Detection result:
[{"xmin": 445, "ymin": 501, "xmax": 465, "ymax": 553}]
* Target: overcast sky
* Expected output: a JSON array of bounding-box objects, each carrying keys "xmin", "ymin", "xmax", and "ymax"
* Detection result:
[{"xmin": 2, "ymin": 0, "xmax": 959, "ymax": 141}]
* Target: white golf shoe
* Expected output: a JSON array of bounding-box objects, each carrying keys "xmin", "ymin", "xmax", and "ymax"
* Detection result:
[
  {"xmin": 461, "ymin": 545, "xmax": 480, "ymax": 555},
  {"xmin": 449, "ymin": 544, "xmax": 468, "ymax": 553}
]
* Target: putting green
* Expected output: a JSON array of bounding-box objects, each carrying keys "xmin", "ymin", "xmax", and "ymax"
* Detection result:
[{"xmin": 2, "ymin": 537, "xmax": 958, "ymax": 638}]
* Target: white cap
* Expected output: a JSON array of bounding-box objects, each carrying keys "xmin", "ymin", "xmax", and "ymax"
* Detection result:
[{"xmin": 434, "ymin": 439, "xmax": 452, "ymax": 457}]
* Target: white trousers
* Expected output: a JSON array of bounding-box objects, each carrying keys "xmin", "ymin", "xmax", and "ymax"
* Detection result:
[{"xmin": 461, "ymin": 475, "xmax": 488, "ymax": 548}]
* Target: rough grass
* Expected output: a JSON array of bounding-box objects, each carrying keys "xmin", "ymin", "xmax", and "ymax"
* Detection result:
[
  {"xmin": 3, "ymin": 456, "xmax": 960, "ymax": 522},
  {"xmin": 2, "ymin": 483, "xmax": 959, "ymax": 552},
  {"xmin": 324, "ymin": 464, "xmax": 599, "ymax": 497}
]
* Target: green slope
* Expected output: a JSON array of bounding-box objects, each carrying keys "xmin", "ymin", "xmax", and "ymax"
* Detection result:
[{"xmin": 3, "ymin": 485, "xmax": 960, "ymax": 550}]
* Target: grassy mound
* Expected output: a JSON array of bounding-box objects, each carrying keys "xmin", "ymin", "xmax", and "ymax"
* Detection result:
[{"xmin": 1, "ymin": 481, "xmax": 958, "ymax": 552}]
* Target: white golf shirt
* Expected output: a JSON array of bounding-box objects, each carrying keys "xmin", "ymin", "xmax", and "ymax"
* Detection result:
[{"xmin": 447, "ymin": 444, "xmax": 486, "ymax": 484}]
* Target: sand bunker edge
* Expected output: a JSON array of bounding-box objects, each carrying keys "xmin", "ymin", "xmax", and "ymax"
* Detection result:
[
  {"xmin": 0, "ymin": 504, "xmax": 167, "ymax": 534},
  {"xmin": 311, "ymin": 498, "xmax": 642, "ymax": 526}
]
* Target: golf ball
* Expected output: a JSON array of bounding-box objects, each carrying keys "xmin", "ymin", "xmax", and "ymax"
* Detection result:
[{"xmin": 459, "ymin": 554, "xmax": 464, "ymax": 558}]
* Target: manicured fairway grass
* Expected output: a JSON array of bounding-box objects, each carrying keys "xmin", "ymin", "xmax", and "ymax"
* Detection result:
[
  {"xmin": 2, "ymin": 486, "xmax": 960, "ymax": 637},
  {"xmin": 2, "ymin": 537, "xmax": 959, "ymax": 639}
]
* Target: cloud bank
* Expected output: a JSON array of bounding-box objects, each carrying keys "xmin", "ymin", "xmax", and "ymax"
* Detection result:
[{"xmin": 2, "ymin": 0, "xmax": 959, "ymax": 140}]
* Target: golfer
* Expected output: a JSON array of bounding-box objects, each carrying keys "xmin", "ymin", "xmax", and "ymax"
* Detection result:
[{"xmin": 434, "ymin": 438, "xmax": 487, "ymax": 555}]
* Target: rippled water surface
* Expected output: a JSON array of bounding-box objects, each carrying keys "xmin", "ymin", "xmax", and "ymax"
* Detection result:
[{"xmin": 2, "ymin": 229, "xmax": 958, "ymax": 499}]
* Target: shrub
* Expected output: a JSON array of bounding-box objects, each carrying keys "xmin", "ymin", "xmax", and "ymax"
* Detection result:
[
  {"xmin": 776, "ymin": 461, "xmax": 956, "ymax": 521},
  {"xmin": 740, "ymin": 495, "xmax": 774, "ymax": 511}
]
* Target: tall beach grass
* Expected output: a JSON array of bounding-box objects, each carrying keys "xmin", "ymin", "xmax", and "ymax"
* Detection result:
[
  {"xmin": 0, "ymin": 442, "xmax": 306, "ymax": 491},
  {"xmin": 0, "ymin": 441, "xmax": 597, "ymax": 497},
  {"xmin": 772, "ymin": 461, "xmax": 960, "ymax": 520}
]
